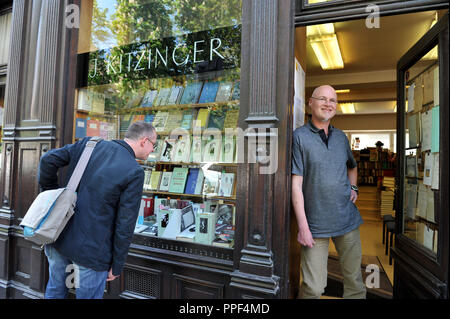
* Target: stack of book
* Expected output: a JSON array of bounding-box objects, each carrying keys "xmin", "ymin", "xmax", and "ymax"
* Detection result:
[{"xmin": 380, "ymin": 177, "xmax": 396, "ymax": 217}]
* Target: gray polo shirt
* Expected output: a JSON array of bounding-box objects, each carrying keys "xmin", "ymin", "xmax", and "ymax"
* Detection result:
[{"xmin": 292, "ymin": 121, "xmax": 362, "ymax": 238}]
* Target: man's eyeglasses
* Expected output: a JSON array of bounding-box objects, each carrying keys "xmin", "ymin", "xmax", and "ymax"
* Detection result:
[
  {"xmin": 310, "ymin": 96, "xmax": 338, "ymax": 105},
  {"xmin": 146, "ymin": 137, "xmax": 157, "ymax": 148}
]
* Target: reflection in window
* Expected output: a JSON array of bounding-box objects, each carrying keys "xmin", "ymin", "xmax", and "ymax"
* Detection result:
[{"xmin": 75, "ymin": 0, "xmax": 242, "ymax": 249}]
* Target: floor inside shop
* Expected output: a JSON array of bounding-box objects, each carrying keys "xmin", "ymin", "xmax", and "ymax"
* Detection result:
[{"xmin": 325, "ymin": 185, "xmax": 394, "ymax": 299}]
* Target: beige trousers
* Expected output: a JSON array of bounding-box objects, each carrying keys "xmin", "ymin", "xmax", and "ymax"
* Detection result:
[{"xmin": 299, "ymin": 227, "xmax": 366, "ymax": 299}]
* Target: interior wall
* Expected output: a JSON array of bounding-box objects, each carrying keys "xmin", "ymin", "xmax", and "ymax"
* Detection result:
[{"xmin": 331, "ymin": 113, "xmax": 396, "ymax": 130}]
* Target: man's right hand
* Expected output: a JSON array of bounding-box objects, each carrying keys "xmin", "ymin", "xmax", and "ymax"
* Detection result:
[{"xmin": 297, "ymin": 226, "xmax": 315, "ymax": 248}]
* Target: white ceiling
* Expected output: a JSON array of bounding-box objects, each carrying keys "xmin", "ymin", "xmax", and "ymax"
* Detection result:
[{"xmin": 301, "ymin": 10, "xmax": 445, "ymax": 114}]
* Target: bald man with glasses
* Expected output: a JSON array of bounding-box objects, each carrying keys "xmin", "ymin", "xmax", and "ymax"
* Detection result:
[{"xmin": 291, "ymin": 85, "xmax": 366, "ymax": 299}]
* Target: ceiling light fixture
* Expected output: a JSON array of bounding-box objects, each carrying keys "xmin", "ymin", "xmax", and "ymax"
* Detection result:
[
  {"xmin": 340, "ymin": 103, "xmax": 355, "ymax": 114},
  {"xmin": 335, "ymin": 89, "xmax": 350, "ymax": 94},
  {"xmin": 309, "ymin": 34, "xmax": 344, "ymax": 70}
]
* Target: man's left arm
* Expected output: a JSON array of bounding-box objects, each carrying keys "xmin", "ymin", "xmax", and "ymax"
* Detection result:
[{"xmin": 110, "ymin": 168, "xmax": 145, "ymax": 277}]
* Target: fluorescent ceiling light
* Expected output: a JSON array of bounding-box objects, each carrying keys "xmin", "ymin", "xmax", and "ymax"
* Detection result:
[
  {"xmin": 335, "ymin": 89, "xmax": 350, "ymax": 94},
  {"xmin": 340, "ymin": 103, "xmax": 355, "ymax": 114},
  {"xmin": 308, "ymin": 0, "xmax": 330, "ymax": 3},
  {"xmin": 307, "ymin": 23, "xmax": 335, "ymax": 37},
  {"xmin": 309, "ymin": 34, "xmax": 344, "ymax": 70}
]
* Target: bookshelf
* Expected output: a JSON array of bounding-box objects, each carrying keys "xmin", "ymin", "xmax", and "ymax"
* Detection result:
[{"xmin": 72, "ymin": 69, "xmax": 240, "ymax": 249}]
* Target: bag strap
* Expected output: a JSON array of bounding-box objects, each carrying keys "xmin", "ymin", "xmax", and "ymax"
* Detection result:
[{"xmin": 66, "ymin": 136, "xmax": 102, "ymax": 191}]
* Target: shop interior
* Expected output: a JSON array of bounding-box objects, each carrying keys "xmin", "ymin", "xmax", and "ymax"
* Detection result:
[{"xmin": 295, "ymin": 8, "xmax": 447, "ymax": 298}]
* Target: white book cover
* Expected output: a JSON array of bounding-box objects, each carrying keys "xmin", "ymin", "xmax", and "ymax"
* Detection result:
[
  {"xmin": 202, "ymin": 170, "xmax": 221, "ymax": 196},
  {"xmin": 191, "ymin": 138, "xmax": 204, "ymax": 163},
  {"xmin": 218, "ymin": 173, "xmax": 235, "ymax": 197},
  {"xmin": 173, "ymin": 136, "xmax": 192, "ymax": 162},
  {"xmin": 203, "ymin": 137, "xmax": 222, "ymax": 162},
  {"xmin": 222, "ymin": 136, "xmax": 235, "ymax": 163},
  {"xmin": 159, "ymin": 171, "xmax": 173, "ymax": 192},
  {"xmin": 159, "ymin": 137, "xmax": 176, "ymax": 162},
  {"xmin": 194, "ymin": 169, "xmax": 204, "ymax": 195},
  {"xmin": 77, "ymin": 88, "xmax": 92, "ymax": 111},
  {"xmin": 194, "ymin": 212, "xmax": 217, "ymax": 245}
]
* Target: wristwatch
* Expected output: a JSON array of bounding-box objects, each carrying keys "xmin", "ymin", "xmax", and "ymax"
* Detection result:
[{"xmin": 351, "ymin": 185, "xmax": 359, "ymax": 194}]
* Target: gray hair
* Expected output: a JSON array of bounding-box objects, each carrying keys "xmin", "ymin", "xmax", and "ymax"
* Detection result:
[{"xmin": 124, "ymin": 121, "xmax": 156, "ymax": 140}]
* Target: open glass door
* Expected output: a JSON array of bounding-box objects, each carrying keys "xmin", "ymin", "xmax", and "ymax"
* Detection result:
[{"xmin": 393, "ymin": 12, "xmax": 448, "ymax": 298}]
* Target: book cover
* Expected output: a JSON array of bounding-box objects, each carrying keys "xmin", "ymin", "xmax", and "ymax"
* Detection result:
[
  {"xmin": 212, "ymin": 238, "xmax": 234, "ymax": 248},
  {"xmin": 120, "ymin": 114, "xmax": 133, "ymax": 131},
  {"xmin": 168, "ymin": 167, "xmax": 189, "ymax": 193},
  {"xmin": 231, "ymin": 81, "xmax": 240, "ymax": 100},
  {"xmin": 91, "ymin": 91, "xmax": 105, "ymax": 114},
  {"xmin": 149, "ymin": 171, "xmax": 162, "ymax": 191},
  {"xmin": 194, "ymin": 168, "xmax": 204, "ymax": 195},
  {"xmin": 218, "ymin": 173, "xmax": 235, "ymax": 197},
  {"xmin": 180, "ymin": 109, "xmax": 196, "ymax": 130},
  {"xmin": 141, "ymin": 90, "xmax": 158, "ymax": 107},
  {"xmin": 207, "ymin": 108, "xmax": 226, "ymax": 130},
  {"xmin": 198, "ymin": 81, "xmax": 219, "ymax": 104},
  {"xmin": 157, "ymin": 208, "xmax": 173, "ymax": 237},
  {"xmin": 75, "ymin": 118, "xmax": 87, "ymax": 138},
  {"xmin": 143, "ymin": 169, "xmax": 152, "ymax": 190},
  {"xmin": 202, "ymin": 170, "xmax": 221, "ymax": 196},
  {"xmin": 142, "ymin": 197, "xmax": 154, "ymax": 218},
  {"xmin": 185, "ymin": 168, "xmax": 199, "ymax": 195},
  {"xmin": 180, "ymin": 82, "xmax": 203, "ymax": 105},
  {"xmin": 193, "ymin": 108, "xmax": 210, "ymax": 130},
  {"xmin": 153, "ymin": 111, "xmax": 169, "ymax": 132},
  {"xmin": 144, "ymin": 113, "xmax": 154, "ymax": 124},
  {"xmin": 173, "ymin": 136, "xmax": 191, "ymax": 163},
  {"xmin": 217, "ymin": 204, "xmax": 235, "ymax": 226},
  {"xmin": 86, "ymin": 119, "xmax": 100, "ymax": 136},
  {"xmin": 203, "ymin": 136, "xmax": 222, "ymax": 163},
  {"xmin": 158, "ymin": 171, "xmax": 173, "ymax": 192},
  {"xmin": 77, "ymin": 88, "xmax": 92, "ymax": 111},
  {"xmin": 126, "ymin": 93, "xmax": 144, "ymax": 108},
  {"xmin": 159, "ymin": 137, "xmax": 177, "ymax": 162},
  {"xmin": 222, "ymin": 136, "xmax": 235, "ymax": 164},
  {"xmin": 164, "ymin": 110, "xmax": 184, "ymax": 133},
  {"xmin": 147, "ymin": 138, "xmax": 163, "ymax": 162},
  {"xmin": 131, "ymin": 114, "xmax": 145, "ymax": 123},
  {"xmin": 154, "ymin": 87, "xmax": 171, "ymax": 106},
  {"xmin": 223, "ymin": 109, "xmax": 239, "ymax": 129},
  {"xmin": 195, "ymin": 212, "xmax": 217, "ymax": 245},
  {"xmin": 190, "ymin": 138, "xmax": 204, "ymax": 163},
  {"xmin": 166, "ymin": 85, "xmax": 184, "ymax": 105},
  {"xmin": 214, "ymin": 81, "xmax": 233, "ymax": 102}
]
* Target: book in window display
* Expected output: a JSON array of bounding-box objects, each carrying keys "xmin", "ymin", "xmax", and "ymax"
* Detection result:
[
  {"xmin": 168, "ymin": 167, "xmax": 189, "ymax": 194},
  {"xmin": 141, "ymin": 89, "xmax": 158, "ymax": 107},
  {"xmin": 179, "ymin": 82, "xmax": 203, "ymax": 105},
  {"xmin": 214, "ymin": 82, "xmax": 233, "ymax": 102},
  {"xmin": 160, "ymin": 137, "xmax": 176, "ymax": 162},
  {"xmin": 147, "ymin": 138, "xmax": 163, "ymax": 162},
  {"xmin": 86, "ymin": 119, "xmax": 100, "ymax": 136},
  {"xmin": 143, "ymin": 170, "xmax": 152, "ymax": 191},
  {"xmin": 198, "ymin": 81, "xmax": 219, "ymax": 104},
  {"xmin": 166, "ymin": 85, "xmax": 184, "ymax": 105},
  {"xmin": 202, "ymin": 170, "xmax": 221, "ymax": 196},
  {"xmin": 120, "ymin": 114, "xmax": 133, "ymax": 132},
  {"xmin": 190, "ymin": 138, "xmax": 204, "ymax": 163},
  {"xmin": 77, "ymin": 88, "xmax": 92, "ymax": 111},
  {"xmin": 75, "ymin": 118, "xmax": 87, "ymax": 139},
  {"xmin": 154, "ymin": 87, "xmax": 171, "ymax": 106},
  {"xmin": 173, "ymin": 135, "xmax": 191, "ymax": 163},
  {"xmin": 231, "ymin": 81, "xmax": 240, "ymax": 101},
  {"xmin": 207, "ymin": 108, "xmax": 226, "ymax": 130},
  {"xmin": 164, "ymin": 110, "xmax": 184, "ymax": 133},
  {"xmin": 91, "ymin": 91, "xmax": 105, "ymax": 114},
  {"xmin": 218, "ymin": 173, "xmax": 235, "ymax": 197},
  {"xmin": 195, "ymin": 212, "xmax": 217, "ymax": 245},
  {"xmin": 126, "ymin": 93, "xmax": 144, "ymax": 109},
  {"xmin": 222, "ymin": 136, "xmax": 235, "ymax": 163},
  {"xmin": 158, "ymin": 171, "xmax": 172, "ymax": 192},
  {"xmin": 193, "ymin": 108, "xmax": 210, "ymax": 130},
  {"xmin": 185, "ymin": 168, "xmax": 201, "ymax": 195},
  {"xmin": 153, "ymin": 111, "xmax": 169, "ymax": 132},
  {"xmin": 149, "ymin": 170, "xmax": 162, "ymax": 191},
  {"xmin": 144, "ymin": 113, "xmax": 155, "ymax": 124},
  {"xmin": 223, "ymin": 108, "xmax": 239, "ymax": 129},
  {"xmin": 203, "ymin": 135, "xmax": 222, "ymax": 163},
  {"xmin": 157, "ymin": 207, "xmax": 172, "ymax": 237},
  {"xmin": 180, "ymin": 109, "xmax": 196, "ymax": 130}
]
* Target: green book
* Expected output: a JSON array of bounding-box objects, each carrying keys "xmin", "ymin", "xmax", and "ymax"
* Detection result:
[
  {"xmin": 223, "ymin": 109, "xmax": 239, "ymax": 129},
  {"xmin": 207, "ymin": 108, "xmax": 227, "ymax": 130},
  {"xmin": 168, "ymin": 167, "xmax": 189, "ymax": 193}
]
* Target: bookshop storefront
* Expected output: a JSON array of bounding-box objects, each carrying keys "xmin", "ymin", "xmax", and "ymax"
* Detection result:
[
  {"xmin": 0, "ymin": 0, "xmax": 449, "ymax": 299},
  {"xmin": 0, "ymin": 0, "xmax": 296, "ymax": 299}
]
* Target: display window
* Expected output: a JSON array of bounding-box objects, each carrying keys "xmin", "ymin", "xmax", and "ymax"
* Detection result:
[
  {"xmin": 75, "ymin": 0, "xmax": 242, "ymax": 249},
  {"xmin": 402, "ymin": 45, "xmax": 440, "ymax": 253}
]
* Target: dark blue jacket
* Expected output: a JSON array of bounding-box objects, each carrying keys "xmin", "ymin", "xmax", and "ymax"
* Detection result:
[{"xmin": 38, "ymin": 137, "xmax": 144, "ymax": 275}]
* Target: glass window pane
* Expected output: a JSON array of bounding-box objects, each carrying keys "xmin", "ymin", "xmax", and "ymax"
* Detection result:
[
  {"xmin": 403, "ymin": 44, "xmax": 439, "ymax": 253},
  {"xmin": 76, "ymin": 0, "xmax": 242, "ymax": 249}
]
